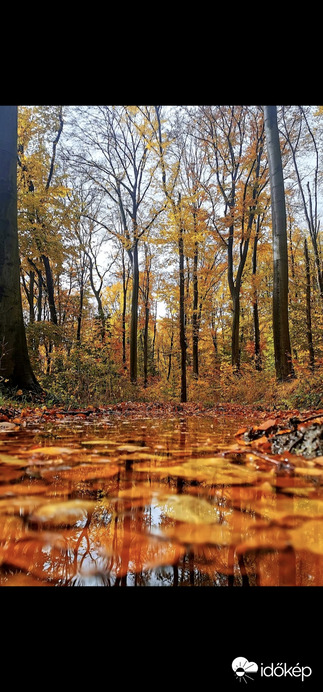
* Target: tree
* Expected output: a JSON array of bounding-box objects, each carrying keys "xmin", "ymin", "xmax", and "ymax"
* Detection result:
[
  {"xmin": 264, "ymin": 105, "xmax": 293, "ymax": 380},
  {"xmin": 69, "ymin": 106, "xmax": 162, "ymax": 384},
  {"xmin": 197, "ymin": 105, "xmax": 267, "ymax": 371},
  {"xmin": 0, "ymin": 106, "xmax": 41, "ymax": 392}
]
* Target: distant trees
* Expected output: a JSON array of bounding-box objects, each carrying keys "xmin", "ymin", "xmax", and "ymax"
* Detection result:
[{"xmin": 1, "ymin": 103, "xmax": 320, "ymax": 404}]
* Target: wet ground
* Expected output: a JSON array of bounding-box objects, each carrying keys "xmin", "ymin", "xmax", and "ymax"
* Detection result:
[{"xmin": 0, "ymin": 409, "xmax": 323, "ymax": 586}]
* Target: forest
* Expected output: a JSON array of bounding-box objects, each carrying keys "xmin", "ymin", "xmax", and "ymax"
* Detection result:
[
  {"xmin": 2, "ymin": 105, "xmax": 323, "ymax": 589},
  {"xmin": 1, "ymin": 104, "xmax": 322, "ymax": 410}
]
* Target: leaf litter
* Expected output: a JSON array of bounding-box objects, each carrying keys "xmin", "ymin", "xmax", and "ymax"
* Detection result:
[{"xmin": 0, "ymin": 403, "xmax": 323, "ymax": 585}]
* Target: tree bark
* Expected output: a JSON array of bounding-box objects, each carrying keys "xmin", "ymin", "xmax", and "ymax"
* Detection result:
[
  {"xmin": 179, "ymin": 223, "xmax": 187, "ymax": 403},
  {"xmin": 252, "ymin": 216, "xmax": 262, "ymax": 370},
  {"xmin": 304, "ymin": 237, "xmax": 315, "ymax": 371},
  {"xmin": 231, "ymin": 289, "xmax": 241, "ymax": 371},
  {"xmin": 192, "ymin": 235, "xmax": 199, "ymax": 379},
  {"xmin": 41, "ymin": 253, "xmax": 57, "ymax": 325},
  {"xmin": 0, "ymin": 106, "xmax": 41, "ymax": 392},
  {"xmin": 130, "ymin": 240, "xmax": 139, "ymax": 383},
  {"xmin": 264, "ymin": 105, "xmax": 293, "ymax": 381}
]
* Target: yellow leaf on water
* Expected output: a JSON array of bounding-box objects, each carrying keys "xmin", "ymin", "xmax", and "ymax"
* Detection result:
[
  {"xmin": 154, "ymin": 494, "xmax": 223, "ymax": 525},
  {"xmin": 81, "ymin": 440, "xmax": 117, "ymax": 446},
  {"xmin": 0, "ymin": 453, "xmax": 29, "ymax": 467},
  {"xmin": 29, "ymin": 499, "xmax": 97, "ymax": 527},
  {"xmin": 288, "ymin": 520, "xmax": 323, "ymax": 554},
  {"xmin": 29, "ymin": 446, "xmax": 76, "ymax": 456}
]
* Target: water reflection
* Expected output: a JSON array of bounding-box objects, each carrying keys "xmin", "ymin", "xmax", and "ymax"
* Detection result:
[{"xmin": 0, "ymin": 414, "xmax": 322, "ymax": 586}]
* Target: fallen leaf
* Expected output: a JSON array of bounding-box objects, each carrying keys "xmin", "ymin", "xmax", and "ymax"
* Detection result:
[
  {"xmin": 28, "ymin": 446, "xmax": 77, "ymax": 456},
  {"xmin": 288, "ymin": 520, "xmax": 323, "ymax": 554},
  {"xmin": 29, "ymin": 499, "xmax": 97, "ymax": 527},
  {"xmin": 0, "ymin": 453, "xmax": 29, "ymax": 467},
  {"xmin": 81, "ymin": 440, "xmax": 117, "ymax": 446},
  {"xmin": 154, "ymin": 494, "xmax": 223, "ymax": 525}
]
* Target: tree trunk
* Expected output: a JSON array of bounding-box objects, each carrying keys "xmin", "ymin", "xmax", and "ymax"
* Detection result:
[
  {"xmin": 0, "ymin": 106, "xmax": 41, "ymax": 392},
  {"xmin": 122, "ymin": 249, "xmax": 128, "ymax": 367},
  {"xmin": 179, "ymin": 224, "xmax": 187, "ymax": 403},
  {"xmin": 130, "ymin": 240, "xmax": 139, "ymax": 383},
  {"xmin": 143, "ymin": 255, "xmax": 150, "ymax": 388},
  {"xmin": 264, "ymin": 105, "xmax": 293, "ymax": 381},
  {"xmin": 76, "ymin": 281, "xmax": 84, "ymax": 342},
  {"xmin": 192, "ymin": 237, "xmax": 199, "ymax": 379},
  {"xmin": 41, "ymin": 253, "xmax": 57, "ymax": 325},
  {"xmin": 231, "ymin": 289, "xmax": 240, "ymax": 371},
  {"xmin": 252, "ymin": 217, "xmax": 262, "ymax": 371},
  {"xmin": 304, "ymin": 237, "xmax": 315, "ymax": 371},
  {"xmin": 167, "ymin": 327, "xmax": 174, "ymax": 382}
]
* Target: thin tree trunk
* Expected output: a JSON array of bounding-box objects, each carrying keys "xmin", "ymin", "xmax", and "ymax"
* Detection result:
[
  {"xmin": 231, "ymin": 290, "xmax": 240, "ymax": 371},
  {"xmin": 192, "ymin": 235, "xmax": 199, "ymax": 379},
  {"xmin": 41, "ymin": 254, "xmax": 57, "ymax": 325},
  {"xmin": 76, "ymin": 281, "xmax": 84, "ymax": 342},
  {"xmin": 167, "ymin": 327, "xmax": 174, "ymax": 381},
  {"xmin": 264, "ymin": 105, "xmax": 293, "ymax": 381},
  {"xmin": 179, "ymin": 223, "xmax": 187, "ymax": 403},
  {"xmin": 304, "ymin": 237, "xmax": 315, "ymax": 371},
  {"xmin": 130, "ymin": 240, "xmax": 139, "ymax": 383},
  {"xmin": 252, "ymin": 217, "xmax": 262, "ymax": 370}
]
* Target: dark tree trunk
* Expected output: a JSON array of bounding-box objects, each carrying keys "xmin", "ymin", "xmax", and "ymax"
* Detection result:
[
  {"xmin": 0, "ymin": 107, "xmax": 41, "ymax": 392},
  {"xmin": 122, "ymin": 249, "xmax": 128, "ymax": 367},
  {"xmin": 231, "ymin": 289, "xmax": 240, "ymax": 371},
  {"xmin": 167, "ymin": 327, "xmax": 174, "ymax": 382},
  {"xmin": 130, "ymin": 240, "xmax": 139, "ymax": 383},
  {"xmin": 41, "ymin": 253, "xmax": 57, "ymax": 325},
  {"xmin": 252, "ymin": 217, "xmax": 262, "ymax": 370},
  {"xmin": 264, "ymin": 105, "xmax": 293, "ymax": 381},
  {"xmin": 304, "ymin": 237, "xmax": 315, "ymax": 371},
  {"xmin": 179, "ymin": 224, "xmax": 187, "ymax": 403},
  {"xmin": 37, "ymin": 270, "xmax": 43, "ymax": 321}
]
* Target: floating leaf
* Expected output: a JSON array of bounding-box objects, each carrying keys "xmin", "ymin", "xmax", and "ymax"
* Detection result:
[
  {"xmin": 51, "ymin": 464, "xmax": 120, "ymax": 482},
  {"xmin": 0, "ymin": 481, "xmax": 49, "ymax": 496},
  {"xmin": 81, "ymin": 440, "xmax": 117, "ymax": 446},
  {"xmin": 157, "ymin": 522, "xmax": 238, "ymax": 545},
  {"xmin": 154, "ymin": 494, "xmax": 223, "ymax": 525},
  {"xmin": 288, "ymin": 520, "xmax": 323, "ymax": 554},
  {"xmin": 0, "ymin": 453, "xmax": 29, "ymax": 467},
  {"xmin": 29, "ymin": 499, "xmax": 97, "ymax": 527},
  {"xmin": 29, "ymin": 446, "xmax": 77, "ymax": 456},
  {"xmin": 236, "ymin": 525, "xmax": 291, "ymax": 553},
  {"xmin": 252, "ymin": 496, "xmax": 323, "ymax": 521}
]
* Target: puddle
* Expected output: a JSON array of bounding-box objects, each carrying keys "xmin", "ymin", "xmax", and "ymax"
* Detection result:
[{"xmin": 0, "ymin": 413, "xmax": 322, "ymax": 586}]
